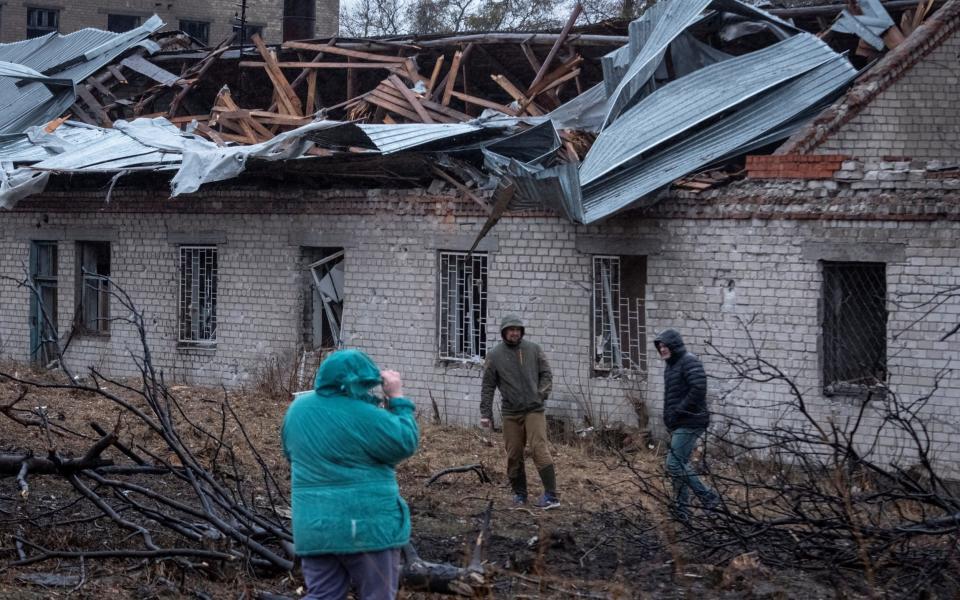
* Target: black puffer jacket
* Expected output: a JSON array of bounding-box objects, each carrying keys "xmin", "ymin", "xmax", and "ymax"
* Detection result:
[{"xmin": 654, "ymin": 329, "xmax": 709, "ymax": 431}]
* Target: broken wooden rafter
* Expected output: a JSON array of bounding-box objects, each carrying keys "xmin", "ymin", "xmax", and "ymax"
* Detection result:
[
  {"xmin": 527, "ymin": 54, "xmax": 583, "ymax": 100},
  {"xmin": 281, "ymin": 40, "xmax": 408, "ymax": 64},
  {"xmin": 238, "ymin": 60, "xmax": 404, "ymax": 70},
  {"xmin": 431, "ymin": 165, "xmax": 492, "ymax": 214},
  {"xmin": 449, "ymin": 90, "xmax": 519, "ymax": 116},
  {"xmin": 526, "ymin": 2, "xmax": 582, "ymax": 96},
  {"xmin": 211, "ymin": 87, "xmax": 272, "ymax": 143},
  {"xmin": 251, "ymin": 34, "xmax": 303, "ymax": 117},
  {"xmin": 427, "ymin": 55, "xmax": 445, "ymax": 95},
  {"xmin": 490, "ymin": 74, "xmax": 544, "ymax": 116},
  {"xmin": 212, "ymin": 108, "xmax": 312, "ymax": 127},
  {"xmin": 387, "ymin": 74, "xmax": 434, "ymax": 123},
  {"xmin": 441, "ymin": 50, "xmax": 464, "ymax": 107},
  {"xmin": 74, "ymin": 85, "xmax": 112, "ymax": 127}
]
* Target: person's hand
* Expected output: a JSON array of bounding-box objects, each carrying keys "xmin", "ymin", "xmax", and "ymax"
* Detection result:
[
  {"xmin": 381, "ymin": 370, "xmax": 403, "ymax": 399},
  {"xmin": 480, "ymin": 418, "xmax": 492, "ymax": 429}
]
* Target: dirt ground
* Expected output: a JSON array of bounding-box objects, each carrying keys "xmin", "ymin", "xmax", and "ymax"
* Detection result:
[{"xmin": 0, "ymin": 372, "xmax": 866, "ymax": 599}]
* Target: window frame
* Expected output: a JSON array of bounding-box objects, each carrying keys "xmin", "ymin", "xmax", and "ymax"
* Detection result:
[
  {"xmin": 179, "ymin": 19, "xmax": 211, "ymax": 45},
  {"xmin": 591, "ymin": 254, "xmax": 647, "ymax": 375},
  {"xmin": 437, "ymin": 250, "xmax": 488, "ymax": 362},
  {"xmin": 821, "ymin": 260, "xmax": 888, "ymax": 397},
  {"xmin": 106, "ymin": 13, "xmax": 141, "ymax": 33},
  {"xmin": 26, "ymin": 6, "xmax": 59, "ymax": 38},
  {"xmin": 178, "ymin": 245, "xmax": 218, "ymax": 347},
  {"xmin": 74, "ymin": 241, "xmax": 111, "ymax": 335}
]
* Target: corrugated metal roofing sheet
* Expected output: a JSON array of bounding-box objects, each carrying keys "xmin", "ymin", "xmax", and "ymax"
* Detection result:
[
  {"xmin": 601, "ymin": 0, "xmax": 712, "ymax": 128},
  {"xmin": 580, "ymin": 55, "xmax": 857, "ymax": 223},
  {"xmin": 0, "ymin": 16, "xmax": 162, "ymax": 135},
  {"xmin": 581, "ymin": 33, "xmax": 839, "ymax": 185}
]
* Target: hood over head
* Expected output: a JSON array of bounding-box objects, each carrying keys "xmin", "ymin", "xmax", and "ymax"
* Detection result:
[
  {"xmin": 314, "ymin": 349, "xmax": 382, "ymax": 403},
  {"xmin": 500, "ymin": 314, "xmax": 526, "ymax": 342},
  {"xmin": 654, "ymin": 329, "xmax": 686, "ymax": 355}
]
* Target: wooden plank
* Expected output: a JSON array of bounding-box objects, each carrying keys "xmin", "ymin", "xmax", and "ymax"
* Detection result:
[
  {"xmin": 346, "ymin": 57, "xmax": 356, "ymax": 102},
  {"xmin": 373, "ymin": 84, "xmax": 464, "ymax": 122},
  {"xmin": 251, "ymin": 34, "xmax": 302, "ymax": 116},
  {"xmin": 449, "ymin": 90, "xmax": 518, "ymax": 116},
  {"xmin": 194, "ymin": 122, "xmax": 227, "ymax": 146},
  {"xmin": 527, "ymin": 55, "xmax": 582, "ymax": 99},
  {"xmin": 43, "ymin": 116, "xmax": 69, "ymax": 133},
  {"xmin": 86, "ymin": 76, "xmax": 116, "ymax": 100},
  {"xmin": 431, "ymin": 166, "xmax": 491, "ymax": 214},
  {"xmin": 531, "ymin": 67, "xmax": 580, "ymax": 99},
  {"xmin": 526, "ymin": 3, "xmax": 582, "ymax": 96},
  {"xmin": 213, "ymin": 88, "xmax": 269, "ymax": 143},
  {"xmin": 68, "ymin": 104, "xmax": 97, "ymax": 125},
  {"xmin": 490, "ymin": 74, "xmax": 543, "ymax": 116},
  {"xmin": 281, "ymin": 41, "xmax": 408, "ymax": 63},
  {"xmin": 441, "ymin": 50, "xmax": 463, "ymax": 107},
  {"xmin": 403, "ymin": 58, "xmax": 427, "ymax": 84},
  {"xmin": 306, "ymin": 69, "xmax": 317, "ymax": 114},
  {"xmin": 75, "ymin": 85, "xmax": 112, "ymax": 127},
  {"xmin": 214, "ymin": 108, "xmax": 312, "ymax": 126},
  {"xmin": 387, "ymin": 75, "xmax": 434, "ymax": 123},
  {"xmin": 427, "ymin": 55, "xmax": 444, "ymax": 95},
  {"xmin": 168, "ymin": 115, "xmax": 210, "ymax": 124},
  {"xmin": 367, "ymin": 90, "xmax": 423, "ymax": 122},
  {"xmin": 239, "ymin": 60, "xmax": 402, "ymax": 70},
  {"xmin": 106, "ymin": 65, "xmax": 127, "ymax": 84},
  {"xmin": 520, "ymin": 42, "xmax": 542, "ymax": 74}
]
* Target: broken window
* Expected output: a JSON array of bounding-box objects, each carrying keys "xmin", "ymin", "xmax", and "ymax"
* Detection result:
[
  {"xmin": 107, "ymin": 14, "xmax": 140, "ymax": 32},
  {"xmin": 302, "ymin": 248, "xmax": 344, "ymax": 350},
  {"xmin": 180, "ymin": 20, "xmax": 210, "ymax": 45},
  {"xmin": 27, "ymin": 7, "xmax": 58, "ymax": 38},
  {"xmin": 822, "ymin": 261, "xmax": 887, "ymax": 395},
  {"xmin": 29, "ymin": 241, "xmax": 58, "ymax": 364},
  {"xmin": 438, "ymin": 251, "xmax": 487, "ymax": 361},
  {"xmin": 178, "ymin": 246, "xmax": 217, "ymax": 345},
  {"xmin": 592, "ymin": 256, "xmax": 647, "ymax": 374},
  {"xmin": 75, "ymin": 242, "xmax": 110, "ymax": 334}
]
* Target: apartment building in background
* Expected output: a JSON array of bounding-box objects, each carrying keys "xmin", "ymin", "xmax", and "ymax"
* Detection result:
[{"xmin": 0, "ymin": 0, "xmax": 339, "ymax": 44}]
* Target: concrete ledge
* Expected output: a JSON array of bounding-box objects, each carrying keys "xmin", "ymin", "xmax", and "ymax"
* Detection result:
[
  {"xmin": 168, "ymin": 231, "xmax": 227, "ymax": 245},
  {"xmin": 802, "ymin": 241, "xmax": 907, "ymax": 263},
  {"xmin": 65, "ymin": 227, "xmax": 118, "ymax": 241},
  {"xmin": 426, "ymin": 234, "xmax": 499, "ymax": 252},
  {"xmin": 575, "ymin": 235, "xmax": 662, "ymax": 256},
  {"xmin": 16, "ymin": 227, "xmax": 65, "ymax": 241},
  {"xmin": 288, "ymin": 230, "xmax": 357, "ymax": 248}
]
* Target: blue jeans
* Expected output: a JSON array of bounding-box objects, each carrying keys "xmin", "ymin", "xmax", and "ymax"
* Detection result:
[
  {"xmin": 301, "ymin": 548, "xmax": 401, "ymax": 600},
  {"xmin": 665, "ymin": 427, "xmax": 717, "ymax": 514}
]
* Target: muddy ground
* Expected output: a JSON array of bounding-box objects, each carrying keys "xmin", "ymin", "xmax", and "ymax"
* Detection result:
[{"xmin": 0, "ymin": 371, "xmax": 875, "ymax": 599}]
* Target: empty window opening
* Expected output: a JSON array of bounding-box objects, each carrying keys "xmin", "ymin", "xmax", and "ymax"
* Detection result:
[
  {"xmin": 76, "ymin": 242, "xmax": 110, "ymax": 334},
  {"xmin": 592, "ymin": 255, "xmax": 647, "ymax": 374},
  {"xmin": 27, "ymin": 7, "xmax": 58, "ymax": 38},
  {"xmin": 179, "ymin": 246, "xmax": 217, "ymax": 345},
  {"xmin": 822, "ymin": 261, "xmax": 887, "ymax": 395},
  {"xmin": 180, "ymin": 20, "xmax": 210, "ymax": 45},
  {"xmin": 29, "ymin": 241, "xmax": 58, "ymax": 364},
  {"xmin": 107, "ymin": 14, "xmax": 140, "ymax": 32},
  {"xmin": 302, "ymin": 247, "xmax": 344, "ymax": 351},
  {"xmin": 438, "ymin": 251, "xmax": 488, "ymax": 361}
]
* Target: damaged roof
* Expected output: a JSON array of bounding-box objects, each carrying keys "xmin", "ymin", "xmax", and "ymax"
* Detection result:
[{"xmin": 0, "ymin": 0, "xmax": 949, "ymax": 221}]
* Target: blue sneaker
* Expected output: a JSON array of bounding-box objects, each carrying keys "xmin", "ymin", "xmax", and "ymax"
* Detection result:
[
  {"xmin": 512, "ymin": 494, "xmax": 528, "ymax": 507},
  {"xmin": 534, "ymin": 494, "xmax": 560, "ymax": 510}
]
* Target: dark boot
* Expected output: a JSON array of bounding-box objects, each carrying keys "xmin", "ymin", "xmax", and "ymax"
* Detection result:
[{"xmin": 538, "ymin": 465, "xmax": 558, "ymax": 498}]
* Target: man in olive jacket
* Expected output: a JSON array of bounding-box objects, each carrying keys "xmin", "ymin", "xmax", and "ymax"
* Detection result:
[
  {"xmin": 481, "ymin": 315, "xmax": 559, "ymax": 509},
  {"xmin": 654, "ymin": 328, "xmax": 718, "ymax": 520}
]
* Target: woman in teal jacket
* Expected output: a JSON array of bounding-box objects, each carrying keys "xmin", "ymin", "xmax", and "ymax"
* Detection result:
[{"xmin": 282, "ymin": 349, "xmax": 419, "ymax": 600}]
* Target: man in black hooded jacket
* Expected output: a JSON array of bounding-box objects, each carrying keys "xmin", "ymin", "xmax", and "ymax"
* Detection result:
[{"xmin": 653, "ymin": 329, "xmax": 718, "ymax": 519}]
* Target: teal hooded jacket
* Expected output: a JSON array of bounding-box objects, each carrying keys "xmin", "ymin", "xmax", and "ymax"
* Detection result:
[{"xmin": 281, "ymin": 349, "xmax": 419, "ymax": 555}]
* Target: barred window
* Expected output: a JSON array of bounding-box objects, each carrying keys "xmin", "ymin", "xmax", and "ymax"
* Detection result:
[
  {"xmin": 822, "ymin": 261, "xmax": 887, "ymax": 395},
  {"xmin": 592, "ymin": 256, "xmax": 647, "ymax": 373},
  {"xmin": 438, "ymin": 251, "xmax": 487, "ymax": 361},
  {"xmin": 75, "ymin": 242, "xmax": 110, "ymax": 334},
  {"xmin": 179, "ymin": 246, "xmax": 218, "ymax": 345}
]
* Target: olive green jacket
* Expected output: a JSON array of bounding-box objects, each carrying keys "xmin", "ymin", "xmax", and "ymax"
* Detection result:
[{"xmin": 480, "ymin": 339, "xmax": 552, "ymax": 419}]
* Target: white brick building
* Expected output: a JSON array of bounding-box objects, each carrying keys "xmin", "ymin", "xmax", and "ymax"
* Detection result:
[{"xmin": 1, "ymin": 0, "xmax": 958, "ymax": 476}]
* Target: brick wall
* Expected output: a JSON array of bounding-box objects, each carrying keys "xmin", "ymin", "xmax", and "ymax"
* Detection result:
[
  {"xmin": 0, "ymin": 0, "xmax": 339, "ymax": 44},
  {"xmin": 814, "ymin": 26, "xmax": 960, "ymax": 161},
  {"xmin": 1, "ymin": 183, "xmax": 959, "ymax": 475}
]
